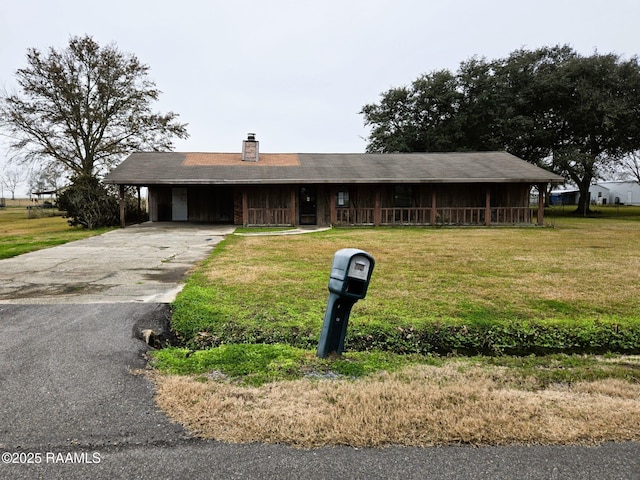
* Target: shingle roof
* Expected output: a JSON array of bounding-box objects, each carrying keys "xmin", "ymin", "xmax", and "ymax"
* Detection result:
[{"xmin": 103, "ymin": 151, "xmax": 564, "ymax": 185}]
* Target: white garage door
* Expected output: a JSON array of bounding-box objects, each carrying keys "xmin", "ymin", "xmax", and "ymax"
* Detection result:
[{"xmin": 172, "ymin": 188, "xmax": 188, "ymax": 221}]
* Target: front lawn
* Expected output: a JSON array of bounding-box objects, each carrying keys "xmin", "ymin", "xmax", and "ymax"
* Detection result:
[{"xmin": 168, "ymin": 216, "xmax": 640, "ymax": 356}]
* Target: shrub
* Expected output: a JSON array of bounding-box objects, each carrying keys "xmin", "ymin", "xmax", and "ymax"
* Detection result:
[
  {"xmin": 57, "ymin": 176, "xmax": 145, "ymax": 228},
  {"xmin": 57, "ymin": 176, "xmax": 119, "ymax": 229}
]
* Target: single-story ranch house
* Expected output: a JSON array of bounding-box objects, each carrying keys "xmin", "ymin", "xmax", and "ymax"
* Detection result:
[{"xmin": 104, "ymin": 135, "xmax": 564, "ymax": 228}]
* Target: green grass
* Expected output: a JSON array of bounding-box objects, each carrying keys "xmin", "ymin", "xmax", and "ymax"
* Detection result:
[
  {"xmin": 151, "ymin": 344, "xmax": 433, "ymax": 386},
  {"xmin": 171, "ymin": 218, "xmax": 640, "ymax": 346},
  {"xmin": 0, "ymin": 207, "xmax": 111, "ymax": 259},
  {"xmin": 151, "ymin": 344, "xmax": 640, "ymax": 387},
  {"xmin": 479, "ymin": 353, "xmax": 640, "ymax": 389},
  {"xmin": 156, "ymin": 212, "xmax": 640, "ymax": 380},
  {"xmin": 545, "ymin": 204, "xmax": 640, "ymax": 219}
]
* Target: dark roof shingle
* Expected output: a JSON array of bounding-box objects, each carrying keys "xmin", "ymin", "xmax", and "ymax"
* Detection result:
[{"xmin": 104, "ymin": 151, "xmax": 564, "ymax": 185}]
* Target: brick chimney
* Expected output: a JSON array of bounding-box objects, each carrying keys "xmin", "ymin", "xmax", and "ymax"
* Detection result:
[{"xmin": 242, "ymin": 133, "xmax": 259, "ymax": 162}]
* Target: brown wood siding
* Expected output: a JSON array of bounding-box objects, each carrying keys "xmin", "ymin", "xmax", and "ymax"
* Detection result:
[
  {"xmin": 333, "ymin": 183, "xmax": 534, "ymax": 226},
  {"xmin": 187, "ymin": 186, "xmax": 235, "ymax": 223},
  {"xmin": 245, "ymin": 185, "xmax": 296, "ymax": 226},
  {"xmin": 246, "ymin": 185, "xmax": 294, "ymax": 209},
  {"xmin": 150, "ymin": 186, "xmax": 172, "ymax": 221},
  {"xmin": 317, "ymin": 185, "xmax": 331, "ymax": 226},
  {"xmin": 234, "ymin": 190, "xmax": 243, "ymax": 225},
  {"xmin": 150, "ymin": 183, "xmax": 536, "ymax": 226}
]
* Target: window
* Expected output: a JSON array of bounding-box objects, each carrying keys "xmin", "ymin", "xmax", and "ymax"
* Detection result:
[
  {"xmin": 394, "ymin": 185, "xmax": 413, "ymax": 207},
  {"xmin": 336, "ymin": 188, "xmax": 350, "ymax": 207}
]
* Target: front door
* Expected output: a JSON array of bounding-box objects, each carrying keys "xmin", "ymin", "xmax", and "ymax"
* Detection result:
[
  {"xmin": 299, "ymin": 186, "xmax": 317, "ymax": 225},
  {"xmin": 172, "ymin": 187, "xmax": 188, "ymax": 221}
]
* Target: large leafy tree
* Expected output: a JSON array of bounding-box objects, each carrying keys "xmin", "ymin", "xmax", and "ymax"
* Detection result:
[
  {"xmin": 490, "ymin": 46, "xmax": 578, "ymax": 165},
  {"xmin": 529, "ymin": 51, "xmax": 640, "ymax": 213},
  {"xmin": 362, "ymin": 46, "xmax": 640, "ymax": 214},
  {"xmin": 0, "ymin": 35, "xmax": 188, "ymax": 181},
  {"xmin": 361, "ymin": 70, "xmax": 464, "ymax": 153}
]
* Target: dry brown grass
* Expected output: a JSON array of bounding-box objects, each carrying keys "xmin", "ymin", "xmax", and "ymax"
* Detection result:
[{"xmin": 151, "ymin": 361, "xmax": 640, "ymax": 448}]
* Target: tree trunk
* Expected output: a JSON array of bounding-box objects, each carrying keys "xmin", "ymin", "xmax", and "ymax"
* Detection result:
[{"xmin": 575, "ymin": 178, "xmax": 593, "ymax": 216}]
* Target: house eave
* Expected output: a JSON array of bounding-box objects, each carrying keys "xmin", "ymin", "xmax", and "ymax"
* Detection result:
[{"xmin": 104, "ymin": 177, "xmax": 563, "ymax": 186}]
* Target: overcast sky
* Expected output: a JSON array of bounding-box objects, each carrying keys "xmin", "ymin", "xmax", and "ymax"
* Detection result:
[{"xmin": 1, "ymin": 0, "xmax": 640, "ymax": 192}]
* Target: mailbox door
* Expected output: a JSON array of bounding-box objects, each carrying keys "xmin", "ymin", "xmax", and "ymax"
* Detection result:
[{"xmin": 347, "ymin": 255, "xmax": 371, "ymax": 281}]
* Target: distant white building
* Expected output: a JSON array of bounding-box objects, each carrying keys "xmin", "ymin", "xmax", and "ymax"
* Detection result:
[
  {"xmin": 589, "ymin": 184, "xmax": 611, "ymax": 205},
  {"xmin": 551, "ymin": 181, "xmax": 640, "ymax": 206},
  {"xmin": 590, "ymin": 181, "xmax": 640, "ymax": 205}
]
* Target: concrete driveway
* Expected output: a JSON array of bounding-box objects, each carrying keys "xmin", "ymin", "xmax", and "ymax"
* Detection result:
[{"xmin": 0, "ymin": 223, "xmax": 235, "ymax": 304}]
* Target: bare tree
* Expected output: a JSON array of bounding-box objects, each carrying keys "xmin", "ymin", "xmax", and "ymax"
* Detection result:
[
  {"xmin": 621, "ymin": 152, "xmax": 640, "ymax": 184},
  {"xmin": 0, "ymin": 35, "xmax": 188, "ymax": 181},
  {"xmin": 28, "ymin": 163, "xmax": 64, "ymax": 195},
  {"xmin": 0, "ymin": 166, "xmax": 24, "ymax": 199}
]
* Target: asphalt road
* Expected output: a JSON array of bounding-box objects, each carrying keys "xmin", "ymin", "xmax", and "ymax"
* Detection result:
[{"xmin": 0, "ymin": 226, "xmax": 639, "ymax": 479}]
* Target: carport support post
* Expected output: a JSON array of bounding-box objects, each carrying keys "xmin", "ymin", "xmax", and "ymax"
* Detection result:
[
  {"xmin": 119, "ymin": 184, "xmax": 126, "ymax": 228},
  {"xmin": 430, "ymin": 190, "xmax": 437, "ymax": 225},
  {"xmin": 137, "ymin": 186, "xmax": 142, "ymax": 224},
  {"xmin": 290, "ymin": 189, "xmax": 297, "ymax": 226}
]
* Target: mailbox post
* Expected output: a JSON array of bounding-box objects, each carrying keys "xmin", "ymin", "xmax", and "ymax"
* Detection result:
[{"xmin": 317, "ymin": 248, "xmax": 375, "ymax": 358}]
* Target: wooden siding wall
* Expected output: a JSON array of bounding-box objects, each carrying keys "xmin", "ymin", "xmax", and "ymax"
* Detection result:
[
  {"xmin": 245, "ymin": 185, "xmax": 296, "ymax": 226},
  {"xmin": 343, "ymin": 184, "xmax": 530, "ymax": 209},
  {"xmin": 187, "ymin": 186, "xmax": 234, "ymax": 223},
  {"xmin": 148, "ymin": 183, "xmax": 538, "ymax": 226},
  {"xmin": 334, "ymin": 183, "xmax": 535, "ymax": 226},
  {"xmin": 149, "ymin": 186, "xmax": 172, "ymax": 222},
  {"xmin": 317, "ymin": 186, "xmax": 331, "ymax": 226}
]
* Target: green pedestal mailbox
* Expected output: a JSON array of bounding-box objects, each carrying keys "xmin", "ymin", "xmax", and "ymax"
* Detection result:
[{"xmin": 317, "ymin": 248, "xmax": 375, "ymax": 358}]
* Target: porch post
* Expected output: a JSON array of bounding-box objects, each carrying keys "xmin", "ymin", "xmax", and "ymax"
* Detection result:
[
  {"xmin": 119, "ymin": 184, "xmax": 126, "ymax": 228},
  {"xmin": 242, "ymin": 189, "xmax": 248, "ymax": 226},
  {"xmin": 537, "ymin": 183, "xmax": 546, "ymax": 226},
  {"xmin": 485, "ymin": 188, "xmax": 491, "ymax": 226},
  {"xmin": 330, "ymin": 186, "xmax": 337, "ymax": 225},
  {"xmin": 430, "ymin": 190, "xmax": 437, "ymax": 225},
  {"xmin": 374, "ymin": 189, "xmax": 382, "ymax": 226},
  {"xmin": 291, "ymin": 189, "xmax": 298, "ymax": 226}
]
